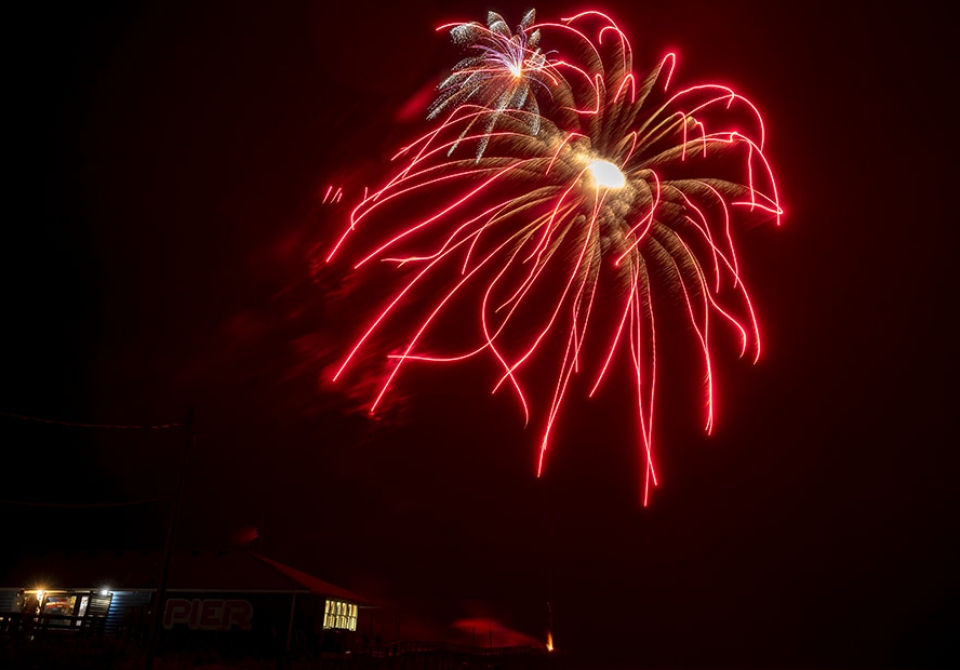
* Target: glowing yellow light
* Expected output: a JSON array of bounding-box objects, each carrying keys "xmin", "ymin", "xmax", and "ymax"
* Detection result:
[
  {"xmin": 546, "ymin": 631, "xmax": 554, "ymax": 652},
  {"xmin": 587, "ymin": 159, "xmax": 626, "ymax": 189},
  {"xmin": 508, "ymin": 63, "xmax": 522, "ymax": 78}
]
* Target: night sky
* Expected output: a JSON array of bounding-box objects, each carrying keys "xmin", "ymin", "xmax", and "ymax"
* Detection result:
[{"xmin": 3, "ymin": 1, "xmax": 956, "ymax": 666}]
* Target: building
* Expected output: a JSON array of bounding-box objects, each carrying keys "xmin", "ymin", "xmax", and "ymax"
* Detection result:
[{"xmin": 0, "ymin": 549, "xmax": 372, "ymax": 655}]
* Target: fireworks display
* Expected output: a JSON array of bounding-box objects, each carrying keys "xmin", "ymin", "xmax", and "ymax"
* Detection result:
[{"xmin": 325, "ymin": 8, "xmax": 782, "ymax": 504}]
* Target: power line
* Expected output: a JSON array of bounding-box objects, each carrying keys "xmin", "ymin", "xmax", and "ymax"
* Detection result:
[
  {"xmin": 0, "ymin": 409, "xmax": 182, "ymax": 430},
  {"xmin": 0, "ymin": 497, "xmax": 166, "ymax": 508}
]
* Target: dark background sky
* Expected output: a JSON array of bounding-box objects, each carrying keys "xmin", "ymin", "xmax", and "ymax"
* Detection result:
[{"xmin": 2, "ymin": 1, "xmax": 955, "ymax": 666}]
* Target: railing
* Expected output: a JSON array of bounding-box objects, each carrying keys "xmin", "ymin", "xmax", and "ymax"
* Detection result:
[
  {"xmin": 0, "ymin": 612, "xmax": 20, "ymax": 634},
  {"xmin": 0, "ymin": 612, "xmax": 107, "ymax": 637}
]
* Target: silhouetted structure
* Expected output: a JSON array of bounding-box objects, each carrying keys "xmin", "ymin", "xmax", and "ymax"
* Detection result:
[{"xmin": 0, "ymin": 549, "xmax": 371, "ymax": 657}]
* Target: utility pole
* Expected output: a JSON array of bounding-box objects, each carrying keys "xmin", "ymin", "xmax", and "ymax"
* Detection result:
[
  {"xmin": 258, "ymin": 509, "xmax": 266, "ymax": 553},
  {"xmin": 145, "ymin": 407, "xmax": 194, "ymax": 670}
]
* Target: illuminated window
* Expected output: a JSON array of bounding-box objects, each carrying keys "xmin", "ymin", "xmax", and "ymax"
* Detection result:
[
  {"xmin": 42, "ymin": 593, "xmax": 77, "ymax": 617},
  {"xmin": 322, "ymin": 600, "xmax": 358, "ymax": 631}
]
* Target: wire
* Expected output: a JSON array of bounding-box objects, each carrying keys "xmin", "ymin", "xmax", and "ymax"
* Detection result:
[
  {"xmin": 0, "ymin": 497, "xmax": 166, "ymax": 508},
  {"xmin": 0, "ymin": 409, "xmax": 182, "ymax": 430}
]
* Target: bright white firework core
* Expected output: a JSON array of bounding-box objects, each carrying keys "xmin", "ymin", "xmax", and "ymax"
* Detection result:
[{"xmin": 587, "ymin": 159, "xmax": 626, "ymax": 189}]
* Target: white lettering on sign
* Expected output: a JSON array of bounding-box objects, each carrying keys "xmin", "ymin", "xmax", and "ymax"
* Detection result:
[{"xmin": 162, "ymin": 598, "xmax": 253, "ymax": 630}]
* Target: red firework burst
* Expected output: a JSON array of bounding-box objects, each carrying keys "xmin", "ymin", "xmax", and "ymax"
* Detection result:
[{"xmin": 325, "ymin": 9, "xmax": 782, "ymax": 504}]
